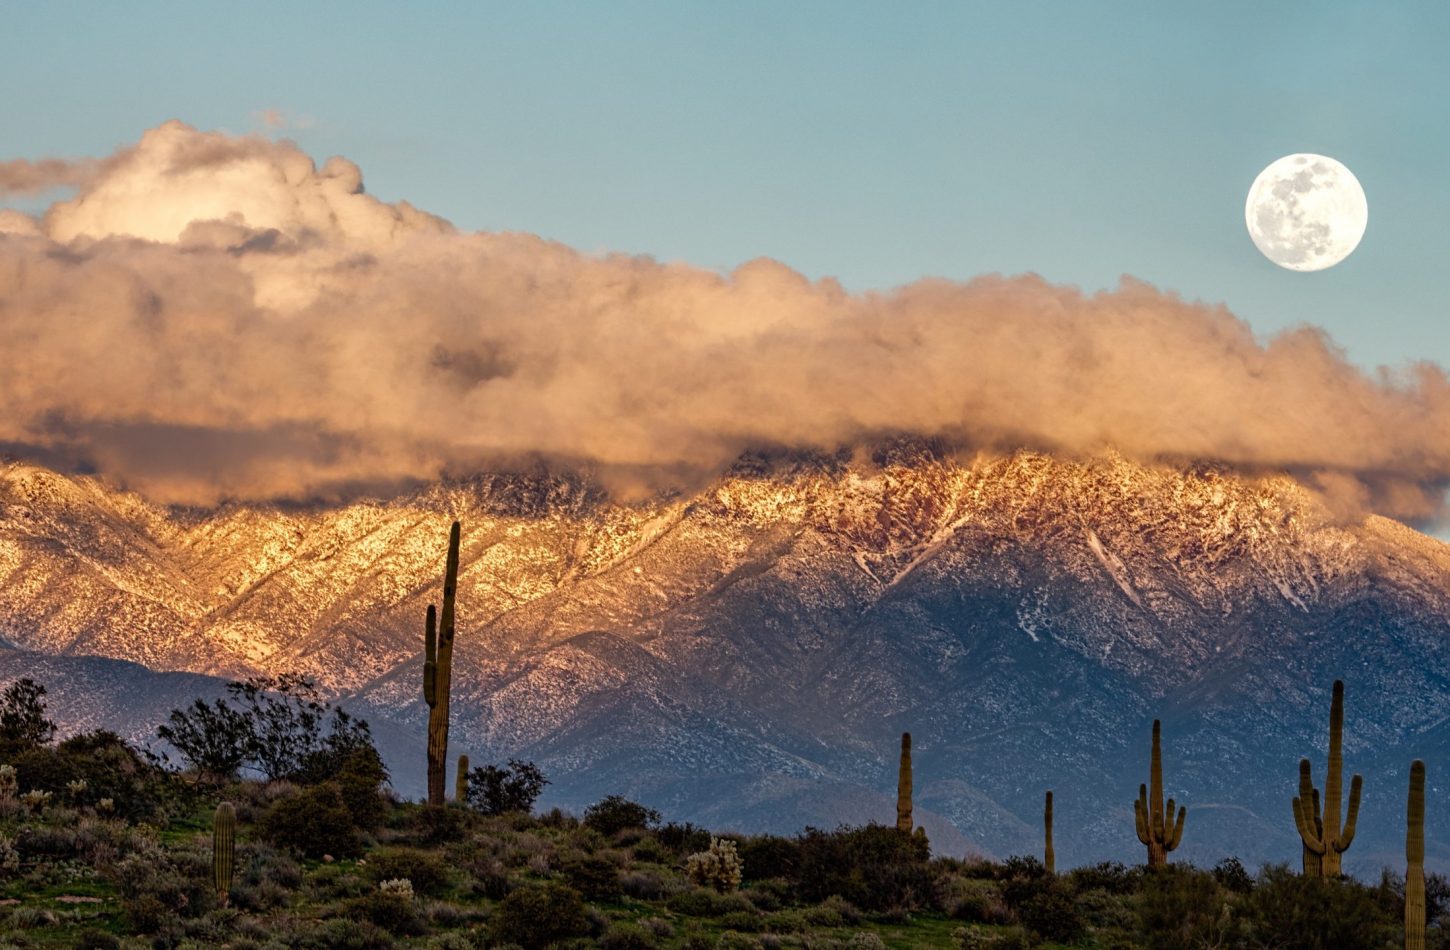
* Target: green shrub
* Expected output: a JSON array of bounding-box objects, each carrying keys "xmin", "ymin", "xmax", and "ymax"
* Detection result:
[
  {"xmin": 335, "ymin": 747, "xmax": 389, "ymax": 831},
  {"xmin": 1018, "ymin": 886, "xmax": 1086, "ymax": 943},
  {"xmin": 559, "ymin": 852, "xmax": 621, "ymax": 900},
  {"xmin": 739, "ymin": 834, "xmax": 800, "ymax": 881},
  {"xmin": 599, "ymin": 921, "xmax": 658, "ymax": 949},
  {"xmin": 1136, "ymin": 865, "xmax": 1241, "ymax": 950},
  {"xmin": 488, "ymin": 882, "xmax": 590, "ymax": 949},
  {"xmin": 258, "ymin": 783, "xmax": 361, "ymax": 859},
  {"xmin": 793, "ymin": 824, "xmax": 935, "ymax": 912},
  {"xmin": 582, "ymin": 795, "xmax": 661, "ymax": 837},
  {"xmin": 346, "ymin": 890, "xmax": 428, "ymax": 936},
  {"xmin": 1243, "ymin": 864, "xmax": 1393, "ymax": 949},
  {"xmin": 364, "ymin": 848, "xmax": 451, "ymax": 896}
]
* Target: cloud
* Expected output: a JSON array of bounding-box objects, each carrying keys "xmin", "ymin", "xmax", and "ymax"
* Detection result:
[{"xmin": 2, "ymin": 121, "xmax": 1449, "ymax": 518}]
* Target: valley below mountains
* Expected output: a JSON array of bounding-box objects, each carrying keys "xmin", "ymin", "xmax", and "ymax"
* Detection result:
[{"xmin": 3, "ymin": 445, "xmax": 1450, "ymax": 875}]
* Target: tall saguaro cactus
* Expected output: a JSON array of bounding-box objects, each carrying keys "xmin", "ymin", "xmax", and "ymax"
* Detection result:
[
  {"xmin": 213, "ymin": 801, "xmax": 235, "ymax": 908},
  {"xmin": 425, "ymin": 521, "xmax": 462, "ymax": 806},
  {"xmin": 456, "ymin": 754, "xmax": 470, "ymax": 804},
  {"xmin": 1292, "ymin": 680, "xmax": 1363, "ymax": 877},
  {"xmin": 896, "ymin": 732, "xmax": 913, "ymax": 833},
  {"xmin": 1407, "ymin": 760, "xmax": 1426, "ymax": 950},
  {"xmin": 1134, "ymin": 719, "xmax": 1186, "ymax": 868},
  {"xmin": 1044, "ymin": 790, "xmax": 1055, "ymax": 874}
]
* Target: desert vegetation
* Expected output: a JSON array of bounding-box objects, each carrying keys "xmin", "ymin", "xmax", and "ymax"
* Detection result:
[{"xmin": 0, "ymin": 676, "xmax": 1444, "ymax": 948}]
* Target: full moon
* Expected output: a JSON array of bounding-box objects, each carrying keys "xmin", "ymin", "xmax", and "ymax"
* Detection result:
[{"xmin": 1244, "ymin": 153, "xmax": 1368, "ymax": 271}]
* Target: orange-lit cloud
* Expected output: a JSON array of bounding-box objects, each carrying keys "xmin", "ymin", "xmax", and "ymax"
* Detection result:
[{"xmin": 2, "ymin": 121, "xmax": 1449, "ymax": 516}]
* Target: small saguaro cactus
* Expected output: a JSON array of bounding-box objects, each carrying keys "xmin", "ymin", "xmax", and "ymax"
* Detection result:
[
  {"xmin": 1044, "ymin": 790, "xmax": 1055, "ymax": 874},
  {"xmin": 1407, "ymin": 760, "xmax": 1426, "ymax": 950},
  {"xmin": 424, "ymin": 521, "xmax": 462, "ymax": 806},
  {"xmin": 1134, "ymin": 719, "xmax": 1186, "ymax": 868},
  {"xmin": 455, "ymin": 754, "xmax": 470, "ymax": 804},
  {"xmin": 896, "ymin": 732, "xmax": 913, "ymax": 833},
  {"xmin": 1292, "ymin": 680, "xmax": 1362, "ymax": 877},
  {"xmin": 213, "ymin": 801, "xmax": 236, "ymax": 908}
]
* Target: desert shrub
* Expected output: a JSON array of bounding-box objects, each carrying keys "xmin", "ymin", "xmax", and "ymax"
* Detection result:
[
  {"xmin": 365, "ymin": 848, "xmax": 451, "ymax": 896},
  {"xmin": 295, "ymin": 917, "xmax": 396, "ymax": 949},
  {"xmin": 1243, "ymin": 864, "xmax": 1393, "ymax": 949},
  {"xmin": 739, "ymin": 834, "xmax": 801, "ymax": 881},
  {"xmin": 409, "ymin": 803, "xmax": 470, "ymax": 845},
  {"xmin": 599, "ymin": 922, "xmax": 659, "ymax": 949},
  {"xmin": 346, "ymin": 890, "xmax": 428, "ymax": 936},
  {"xmin": 258, "ymin": 783, "xmax": 361, "ymax": 858},
  {"xmin": 465, "ymin": 759, "xmax": 549, "ymax": 816},
  {"xmin": 668, "ymin": 886, "xmax": 756, "ymax": 918},
  {"xmin": 335, "ymin": 747, "xmax": 389, "ymax": 831},
  {"xmin": 1018, "ymin": 885, "xmax": 1086, "ymax": 943},
  {"xmin": 488, "ymin": 882, "xmax": 590, "ymax": 949},
  {"xmin": 717, "ymin": 932, "xmax": 763, "ymax": 950},
  {"xmin": 111, "ymin": 845, "xmax": 215, "ymax": 931},
  {"xmin": 846, "ymin": 934, "xmax": 886, "ymax": 950},
  {"xmin": 686, "ymin": 836, "xmax": 744, "ymax": 892},
  {"xmin": 1073, "ymin": 886, "xmax": 1135, "ymax": 931},
  {"xmin": 560, "ymin": 851, "xmax": 622, "ymax": 900},
  {"xmin": 793, "ymin": 823, "xmax": 935, "ymax": 912},
  {"xmin": 1067, "ymin": 860, "xmax": 1141, "ymax": 896},
  {"xmin": 1212, "ymin": 856, "xmax": 1254, "ymax": 894},
  {"xmin": 656, "ymin": 820, "xmax": 712, "ymax": 856},
  {"xmin": 1136, "ymin": 865, "xmax": 1241, "ymax": 950},
  {"xmin": 583, "ymin": 795, "xmax": 661, "ymax": 837},
  {"xmin": 621, "ymin": 867, "xmax": 673, "ymax": 900},
  {"xmin": 74, "ymin": 931, "xmax": 122, "ymax": 950},
  {"xmin": 631, "ymin": 834, "xmax": 671, "ymax": 863},
  {"xmin": 941, "ymin": 878, "xmax": 1009, "ymax": 924},
  {"xmin": 803, "ymin": 894, "xmax": 863, "ymax": 927}
]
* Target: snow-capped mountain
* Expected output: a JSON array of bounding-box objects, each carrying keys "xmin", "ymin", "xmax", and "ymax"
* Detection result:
[{"xmin": 2, "ymin": 445, "xmax": 1449, "ymax": 874}]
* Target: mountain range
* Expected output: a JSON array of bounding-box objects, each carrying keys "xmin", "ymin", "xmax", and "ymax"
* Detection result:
[{"xmin": 2, "ymin": 445, "xmax": 1449, "ymax": 875}]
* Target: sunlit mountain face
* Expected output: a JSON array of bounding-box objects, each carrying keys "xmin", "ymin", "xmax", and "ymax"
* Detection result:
[{"xmin": 3, "ymin": 442, "xmax": 1449, "ymax": 873}]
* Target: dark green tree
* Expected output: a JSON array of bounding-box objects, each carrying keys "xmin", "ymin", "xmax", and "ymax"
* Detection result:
[
  {"xmin": 0, "ymin": 677, "xmax": 56, "ymax": 754},
  {"xmin": 465, "ymin": 759, "xmax": 549, "ymax": 815}
]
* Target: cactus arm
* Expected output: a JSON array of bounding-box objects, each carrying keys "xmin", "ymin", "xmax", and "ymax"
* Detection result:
[
  {"xmin": 1167, "ymin": 806, "xmax": 1186, "ymax": 851},
  {"xmin": 1135, "ymin": 785, "xmax": 1151, "ymax": 845},
  {"xmin": 1336, "ymin": 773, "xmax": 1363, "ymax": 852},
  {"xmin": 1293, "ymin": 796, "xmax": 1327, "ymax": 853},
  {"xmin": 1162, "ymin": 797, "xmax": 1176, "ymax": 838}
]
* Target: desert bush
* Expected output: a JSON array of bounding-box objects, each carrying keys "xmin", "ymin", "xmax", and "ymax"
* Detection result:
[
  {"xmin": 1211, "ymin": 856, "xmax": 1254, "ymax": 893},
  {"xmin": 583, "ymin": 795, "xmax": 661, "ymax": 837},
  {"xmin": 559, "ymin": 851, "xmax": 622, "ymax": 900},
  {"xmin": 655, "ymin": 820, "xmax": 712, "ymax": 856},
  {"xmin": 940, "ymin": 878, "xmax": 1009, "ymax": 924},
  {"xmin": 793, "ymin": 824, "xmax": 935, "ymax": 912},
  {"xmin": 346, "ymin": 889, "xmax": 428, "ymax": 936},
  {"xmin": 464, "ymin": 759, "xmax": 549, "ymax": 816},
  {"xmin": 739, "ymin": 834, "xmax": 801, "ymax": 881},
  {"xmin": 685, "ymin": 836, "xmax": 744, "ymax": 892},
  {"xmin": 364, "ymin": 847, "xmax": 451, "ymax": 896},
  {"xmin": 335, "ymin": 747, "xmax": 389, "ymax": 831},
  {"xmin": 1018, "ymin": 885, "xmax": 1086, "ymax": 944},
  {"xmin": 802, "ymin": 894, "xmax": 863, "ymax": 927},
  {"xmin": 488, "ymin": 881, "xmax": 590, "ymax": 949},
  {"xmin": 1066, "ymin": 860, "xmax": 1142, "ymax": 896},
  {"xmin": 0, "ymin": 678, "xmax": 56, "ymax": 758},
  {"xmin": 621, "ymin": 867, "xmax": 674, "ymax": 900},
  {"xmin": 408, "ymin": 803, "xmax": 471, "ymax": 845},
  {"xmin": 1136, "ymin": 864, "xmax": 1242, "ymax": 950},
  {"xmin": 599, "ymin": 921, "xmax": 659, "ymax": 949},
  {"xmin": 258, "ymin": 783, "xmax": 362, "ymax": 858},
  {"xmin": 1243, "ymin": 864, "xmax": 1393, "ymax": 949}
]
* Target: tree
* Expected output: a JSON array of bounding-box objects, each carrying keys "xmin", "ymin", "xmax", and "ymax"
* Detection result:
[
  {"xmin": 0, "ymin": 678, "xmax": 56, "ymax": 754},
  {"xmin": 156, "ymin": 698, "xmax": 252, "ymax": 782},
  {"xmin": 465, "ymin": 759, "xmax": 549, "ymax": 815},
  {"xmin": 582, "ymin": 795, "xmax": 661, "ymax": 837},
  {"xmin": 156, "ymin": 675, "xmax": 382, "ymax": 785}
]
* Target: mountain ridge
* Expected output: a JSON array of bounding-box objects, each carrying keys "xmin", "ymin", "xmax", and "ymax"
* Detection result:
[{"xmin": 2, "ymin": 447, "xmax": 1448, "ymax": 873}]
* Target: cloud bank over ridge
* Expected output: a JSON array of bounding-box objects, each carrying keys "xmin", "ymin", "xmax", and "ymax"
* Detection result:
[{"xmin": 1, "ymin": 121, "xmax": 1448, "ymax": 517}]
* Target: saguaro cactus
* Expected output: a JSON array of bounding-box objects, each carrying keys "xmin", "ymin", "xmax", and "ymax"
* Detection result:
[
  {"xmin": 1134, "ymin": 719, "xmax": 1186, "ymax": 868},
  {"xmin": 1407, "ymin": 760, "xmax": 1426, "ymax": 950},
  {"xmin": 213, "ymin": 801, "xmax": 235, "ymax": 908},
  {"xmin": 1044, "ymin": 790, "xmax": 1055, "ymax": 874},
  {"xmin": 455, "ymin": 754, "xmax": 470, "ymax": 804},
  {"xmin": 896, "ymin": 732, "xmax": 913, "ymax": 833},
  {"xmin": 425, "ymin": 521, "xmax": 462, "ymax": 806},
  {"xmin": 1292, "ymin": 680, "xmax": 1362, "ymax": 877}
]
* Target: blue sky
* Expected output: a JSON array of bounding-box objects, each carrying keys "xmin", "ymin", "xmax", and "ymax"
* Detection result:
[{"xmin": 4, "ymin": 1, "xmax": 1448, "ymax": 373}]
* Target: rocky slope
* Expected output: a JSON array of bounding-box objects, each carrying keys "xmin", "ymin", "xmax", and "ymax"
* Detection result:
[{"xmin": 1, "ymin": 446, "xmax": 1449, "ymax": 873}]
